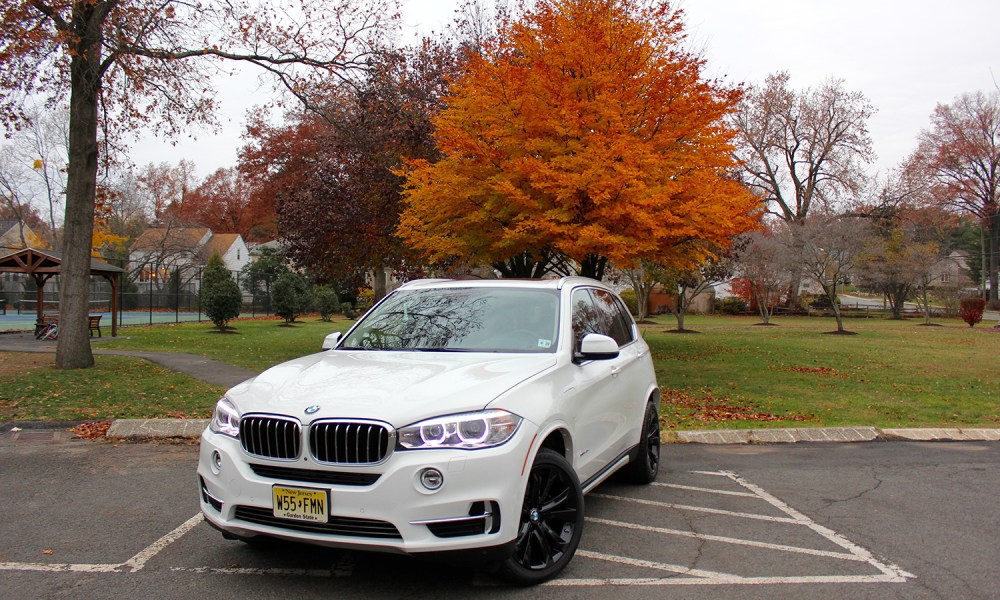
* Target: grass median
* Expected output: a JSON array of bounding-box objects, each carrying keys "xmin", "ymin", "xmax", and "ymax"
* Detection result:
[{"xmin": 2, "ymin": 314, "xmax": 997, "ymax": 429}]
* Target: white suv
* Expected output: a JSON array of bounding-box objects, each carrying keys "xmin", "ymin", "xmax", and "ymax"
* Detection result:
[{"xmin": 198, "ymin": 277, "xmax": 660, "ymax": 584}]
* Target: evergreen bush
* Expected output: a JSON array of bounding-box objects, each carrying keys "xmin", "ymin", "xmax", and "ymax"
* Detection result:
[{"xmin": 201, "ymin": 254, "xmax": 241, "ymax": 332}]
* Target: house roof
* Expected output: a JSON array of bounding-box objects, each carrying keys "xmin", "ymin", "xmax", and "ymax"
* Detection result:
[
  {"xmin": 201, "ymin": 233, "xmax": 240, "ymax": 260},
  {"xmin": 0, "ymin": 221, "xmax": 43, "ymax": 257},
  {"xmin": 131, "ymin": 227, "xmax": 211, "ymax": 253},
  {"xmin": 0, "ymin": 247, "xmax": 124, "ymax": 274}
]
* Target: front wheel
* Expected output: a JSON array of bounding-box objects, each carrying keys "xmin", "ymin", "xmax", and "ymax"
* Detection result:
[{"xmin": 495, "ymin": 448, "xmax": 584, "ymax": 585}]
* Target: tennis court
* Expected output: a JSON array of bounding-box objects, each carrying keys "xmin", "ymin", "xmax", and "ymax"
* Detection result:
[{"xmin": 0, "ymin": 310, "xmax": 206, "ymax": 333}]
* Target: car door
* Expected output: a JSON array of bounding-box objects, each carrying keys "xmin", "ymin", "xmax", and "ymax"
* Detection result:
[
  {"xmin": 592, "ymin": 288, "xmax": 653, "ymax": 452},
  {"xmin": 589, "ymin": 288, "xmax": 649, "ymax": 454},
  {"xmin": 565, "ymin": 287, "xmax": 637, "ymax": 484}
]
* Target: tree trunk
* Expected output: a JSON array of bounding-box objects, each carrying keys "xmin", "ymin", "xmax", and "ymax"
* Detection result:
[
  {"xmin": 371, "ymin": 267, "xmax": 388, "ymax": 302},
  {"xmin": 989, "ymin": 216, "xmax": 999, "ymax": 304},
  {"xmin": 493, "ymin": 251, "xmax": 551, "ymax": 278},
  {"xmin": 579, "ymin": 254, "xmax": 607, "ymax": 280},
  {"xmin": 826, "ymin": 285, "xmax": 846, "ymax": 332},
  {"xmin": 55, "ymin": 11, "xmax": 103, "ymax": 369},
  {"xmin": 673, "ymin": 288, "xmax": 687, "ymax": 331}
]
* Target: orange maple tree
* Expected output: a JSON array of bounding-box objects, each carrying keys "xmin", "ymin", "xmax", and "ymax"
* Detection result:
[{"xmin": 398, "ymin": 0, "xmax": 759, "ymax": 279}]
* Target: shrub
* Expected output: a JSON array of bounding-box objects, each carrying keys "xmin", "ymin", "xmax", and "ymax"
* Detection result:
[
  {"xmin": 342, "ymin": 301, "xmax": 359, "ymax": 320},
  {"xmin": 808, "ymin": 295, "xmax": 836, "ymax": 309},
  {"xmin": 714, "ymin": 296, "xmax": 747, "ymax": 315},
  {"xmin": 356, "ymin": 287, "xmax": 375, "ymax": 310},
  {"xmin": 201, "ymin": 254, "xmax": 241, "ymax": 332},
  {"xmin": 271, "ymin": 272, "xmax": 312, "ymax": 324},
  {"xmin": 959, "ymin": 297, "xmax": 987, "ymax": 328},
  {"xmin": 619, "ymin": 289, "xmax": 639, "ymax": 316},
  {"xmin": 314, "ymin": 285, "xmax": 340, "ymax": 322}
]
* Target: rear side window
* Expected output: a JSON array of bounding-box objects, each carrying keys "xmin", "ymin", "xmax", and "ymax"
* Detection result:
[{"xmin": 571, "ymin": 288, "xmax": 602, "ymax": 348}]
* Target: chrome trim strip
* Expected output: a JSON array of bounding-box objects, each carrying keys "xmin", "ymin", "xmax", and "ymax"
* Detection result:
[
  {"xmin": 409, "ymin": 511, "xmax": 493, "ymax": 526},
  {"xmin": 581, "ymin": 453, "xmax": 631, "ymax": 494}
]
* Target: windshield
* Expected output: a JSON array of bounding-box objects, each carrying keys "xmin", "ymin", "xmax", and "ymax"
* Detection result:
[{"xmin": 341, "ymin": 287, "xmax": 560, "ymax": 353}]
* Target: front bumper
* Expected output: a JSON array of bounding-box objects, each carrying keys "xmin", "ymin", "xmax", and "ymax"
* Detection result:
[{"xmin": 197, "ymin": 426, "xmax": 535, "ymax": 555}]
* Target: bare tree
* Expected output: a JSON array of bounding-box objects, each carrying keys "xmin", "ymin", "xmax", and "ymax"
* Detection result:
[
  {"xmin": 733, "ymin": 227, "xmax": 793, "ymax": 325},
  {"xmin": 662, "ymin": 243, "xmax": 742, "ymax": 333},
  {"xmin": 855, "ymin": 227, "xmax": 939, "ymax": 319},
  {"xmin": 796, "ymin": 214, "xmax": 873, "ymax": 334},
  {"xmin": 732, "ymin": 72, "xmax": 876, "ymax": 304},
  {"xmin": 1, "ymin": 0, "xmax": 396, "ymax": 368},
  {"xmin": 908, "ymin": 90, "xmax": 1000, "ymax": 305}
]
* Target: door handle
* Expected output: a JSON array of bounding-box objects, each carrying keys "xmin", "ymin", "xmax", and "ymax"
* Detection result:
[{"xmin": 610, "ymin": 366, "xmax": 621, "ymax": 377}]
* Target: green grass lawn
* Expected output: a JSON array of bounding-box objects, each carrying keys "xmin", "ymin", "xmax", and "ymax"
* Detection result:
[
  {"xmin": 0, "ymin": 353, "xmax": 225, "ymax": 421},
  {"xmin": 98, "ymin": 316, "xmax": 353, "ymax": 371},
  {"xmin": 645, "ymin": 314, "xmax": 999, "ymax": 429},
  {"xmin": 2, "ymin": 313, "xmax": 997, "ymax": 429}
]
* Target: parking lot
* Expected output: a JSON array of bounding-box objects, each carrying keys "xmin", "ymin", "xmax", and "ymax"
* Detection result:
[{"xmin": 1, "ymin": 434, "xmax": 997, "ymax": 599}]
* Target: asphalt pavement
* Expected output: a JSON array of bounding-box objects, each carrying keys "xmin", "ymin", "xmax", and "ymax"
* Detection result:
[{"xmin": 2, "ymin": 438, "xmax": 998, "ymax": 599}]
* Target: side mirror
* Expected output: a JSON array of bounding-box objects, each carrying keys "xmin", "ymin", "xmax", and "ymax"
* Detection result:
[
  {"xmin": 322, "ymin": 331, "xmax": 342, "ymax": 350},
  {"xmin": 574, "ymin": 333, "xmax": 619, "ymax": 363}
]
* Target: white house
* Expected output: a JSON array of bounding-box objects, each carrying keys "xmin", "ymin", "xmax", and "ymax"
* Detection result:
[{"xmin": 129, "ymin": 227, "xmax": 250, "ymax": 291}]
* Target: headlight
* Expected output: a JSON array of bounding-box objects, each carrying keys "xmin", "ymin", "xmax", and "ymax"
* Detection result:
[
  {"xmin": 209, "ymin": 398, "xmax": 240, "ymax": 438},
  {"xmin": 398, "ymin": 410, "xmax": 522, "ymax": 450}
]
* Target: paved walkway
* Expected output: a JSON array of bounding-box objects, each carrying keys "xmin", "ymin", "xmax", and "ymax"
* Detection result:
[{"xmin": 2, "ymin": 333, "xmax": 999, "ymax": 443}]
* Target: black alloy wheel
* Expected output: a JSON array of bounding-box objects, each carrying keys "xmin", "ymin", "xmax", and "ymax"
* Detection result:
[
  {"xmin": 497, "ymin": 448, "xmax": 584, "ymax": 585},
  {"xmin": 621, "ymin": 401, "xmax": 660, "ymax": 484}
]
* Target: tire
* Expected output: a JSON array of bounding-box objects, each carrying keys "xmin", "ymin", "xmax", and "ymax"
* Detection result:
[
  {"xmin": 620, "ymin": 401, "xmax": 660, "ymax": 484},
  {"xmin": 495, "ymin": 448, "xmax": 585, "ymax": 585}
]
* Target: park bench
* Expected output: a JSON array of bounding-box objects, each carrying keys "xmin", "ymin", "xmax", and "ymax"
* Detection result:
[
  {"xmin": 32, "ymin": 315, "xmax": 103, "ymax": 338},
  {"xmin": 89, "ymin": 315, "xmax": 102, "ymax": 337}
]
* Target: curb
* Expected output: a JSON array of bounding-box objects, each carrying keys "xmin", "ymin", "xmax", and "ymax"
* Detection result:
[
  {"xmin": 95, "ymin": 420, "xmax": 1000, "ymax": 443},
  {"xmin": 668, "ymin": 426, "xmax": 1000, "ymax": 444}
]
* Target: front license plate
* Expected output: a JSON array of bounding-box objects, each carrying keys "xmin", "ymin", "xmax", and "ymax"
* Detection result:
[{"xmin": 272, "ymin": 486, "xmax": 328, "ymax": 522}]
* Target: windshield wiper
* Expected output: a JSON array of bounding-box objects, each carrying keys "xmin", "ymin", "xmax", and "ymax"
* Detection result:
[{"xmin": 409, "ymin": 347, "xmax": 477, "ymax": 352}]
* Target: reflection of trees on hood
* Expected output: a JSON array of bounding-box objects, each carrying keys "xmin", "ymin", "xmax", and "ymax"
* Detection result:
[{"xmin": 353, "ymin": 291, "xmax": 489, "ymax": 349}]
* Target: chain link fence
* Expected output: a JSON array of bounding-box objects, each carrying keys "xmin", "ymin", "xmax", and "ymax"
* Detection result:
[{"xmin": 0, "ymin": 269, "xmax": 280, "ymax": 331}]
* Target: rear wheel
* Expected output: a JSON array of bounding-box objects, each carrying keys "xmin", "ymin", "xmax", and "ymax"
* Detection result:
[
  {"xmin": 495, "ymin": 448, "xmax": 584, "ymax": 585},
  {"xmin": 621, "ymin": 401, "xmax": 660, "ymax": 484}
]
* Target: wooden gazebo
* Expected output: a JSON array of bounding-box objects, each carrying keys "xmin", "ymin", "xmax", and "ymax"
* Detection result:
[{"xmin": 0, "ymin": 248, "xmax": 124, "ymax": 337}]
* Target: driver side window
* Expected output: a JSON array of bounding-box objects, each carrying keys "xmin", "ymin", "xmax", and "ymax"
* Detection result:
[{"xmin": 571, "ymin": 289, "xmax": 602, "ymax": 349}]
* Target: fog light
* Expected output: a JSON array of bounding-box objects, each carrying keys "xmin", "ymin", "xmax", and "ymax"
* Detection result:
[
  {"xmin": 420, "ymin": 468, "xmax": 443, "ymax": 490},
  {"xmin": 211, "ymin": 450, "xmax": 223, "ymax": 474}
]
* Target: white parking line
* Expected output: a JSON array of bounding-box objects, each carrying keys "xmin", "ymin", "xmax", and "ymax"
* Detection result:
[
  {"xmin": 585, "ymin": 516, "xmax": 863, "ymax": 561},
  {"xmin": 651, "ymin": 482, "xmax": 759, "ymax": 498},
  {"xmin": 0, "ymin": 562, "xmax": 120, "ymax": 573},
  {"xmin": 567, "ymin": 470, "xmax": 915, "ymax": 587},
  {"xmin": 589, "ymin": 493, "xmax": 802, "ymax": 524},
  {"xmin": 0, "ymin": 514, "xmax": 204, "ymax": 575},
  {"xmin": 1, "ymin": 471, "xmax": 914, "ymax": 588},
  {"xmin": 719, "ymin": 471, "xmax": 915, "ymax": 581},
  {"xmin": 122, "ymin": 513, "xmax": 204, "ymax": 572}
]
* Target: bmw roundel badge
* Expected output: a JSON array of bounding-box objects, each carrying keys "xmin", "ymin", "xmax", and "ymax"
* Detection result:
[{"xmin": 304, "ymin": 405, "xmax": 321, "ymax": 415}]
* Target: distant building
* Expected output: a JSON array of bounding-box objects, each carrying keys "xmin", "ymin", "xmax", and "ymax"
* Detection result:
[
  {"xmin": 930, "ymin": 251, "xmax": 972, "ymax": 288},
  {"xmin": 129, "ymin": 227, "xmax": 250, "ymax": 291},
  {"xmin": 1, "ymin": 220, "xmax": 46, "ymax": 302}
]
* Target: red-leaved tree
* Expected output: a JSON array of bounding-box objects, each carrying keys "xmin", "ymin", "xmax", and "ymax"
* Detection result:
[{"xmin": 959, "ymin": 297, "xmax": 986, "ymax": 327}]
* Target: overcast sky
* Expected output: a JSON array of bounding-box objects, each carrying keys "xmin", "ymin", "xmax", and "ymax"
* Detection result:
[{"xmin": 131, "ymin": 0, "xmax": 1000, "ymax": 179}]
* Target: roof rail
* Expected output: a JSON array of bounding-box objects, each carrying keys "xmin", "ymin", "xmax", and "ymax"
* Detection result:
[{"xmin": 397, "ymin": 278, "xmax": 453, "ymax": 288}]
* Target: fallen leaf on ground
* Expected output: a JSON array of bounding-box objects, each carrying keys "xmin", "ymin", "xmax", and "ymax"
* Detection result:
[{"xmin": 68, "ymin": 420, "xmax": 112, "ymax": 439}]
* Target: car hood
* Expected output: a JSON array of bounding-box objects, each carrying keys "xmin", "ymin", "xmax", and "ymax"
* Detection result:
[{"xmin": 227, "ymin": 349, "xmax": 557, "ymax": 427}]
